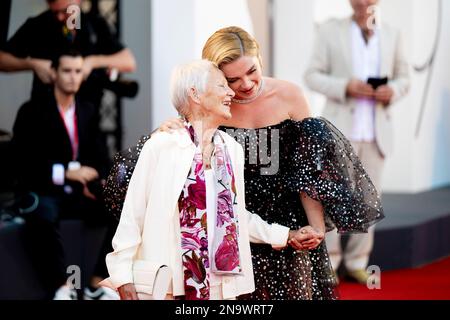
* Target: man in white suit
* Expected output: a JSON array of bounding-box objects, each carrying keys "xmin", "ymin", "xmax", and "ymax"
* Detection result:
[{"xmin": 304, "ymin": 0, "xmax": 409, "ymax": 284}]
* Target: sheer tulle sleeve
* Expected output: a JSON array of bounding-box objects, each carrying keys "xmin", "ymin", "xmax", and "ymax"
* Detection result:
[
  {"xmin": 103, "ymin": 135, "xmax": 151, "ymax": 220},
  {"xmin": 286, "ymin": 117, "xmax": 384, "ymax": 233}
]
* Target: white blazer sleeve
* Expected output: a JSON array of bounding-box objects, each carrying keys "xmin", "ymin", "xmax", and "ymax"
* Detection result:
[
  {"xmin": 105, "ymin": 138, "xmax": 158, "ymax": 288},
  {"xmin": 245, "ymin": 209, "xmax": 290, "ymax": 248}
]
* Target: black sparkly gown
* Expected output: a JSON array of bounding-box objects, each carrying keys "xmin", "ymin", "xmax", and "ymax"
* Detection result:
[
  {"xmin": 220, "ymin": 118, "xmax": 384, "ymax": 300},
  {"xmin": 104, "ymin": 117, "xmax": 384, "ymax": 300}
]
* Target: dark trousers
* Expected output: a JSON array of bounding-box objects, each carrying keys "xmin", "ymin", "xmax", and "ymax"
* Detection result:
[{"xmin": 23, "ymin": 192, "xmax": 117, "ymax": 299}]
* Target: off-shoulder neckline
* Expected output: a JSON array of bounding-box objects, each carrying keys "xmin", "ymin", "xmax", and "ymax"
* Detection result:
[
  {"xmin": 220, "ymin": 117, "xmax": 319, "ymax": 130},
  {"xmin": 221, "ymin": 118, "xmax": 293, "ymax": 130}
]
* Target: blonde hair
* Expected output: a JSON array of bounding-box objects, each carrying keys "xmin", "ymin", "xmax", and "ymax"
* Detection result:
[
  {"xmin": 202, "ymin": 26, "xmax": 262, "ymax": 68},
  {"xmin": 170, "ymin": 59, "xmax": 218, "ymax": 118}
]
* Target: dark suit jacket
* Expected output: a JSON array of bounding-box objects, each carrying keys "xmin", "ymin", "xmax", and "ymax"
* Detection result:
[{"xmin": 12, "ymin": 92, "xmax": 110, "ymax": 196}]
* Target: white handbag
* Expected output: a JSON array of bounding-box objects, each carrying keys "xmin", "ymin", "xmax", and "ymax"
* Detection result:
[
  {"xmin": 99, "ymin": 260, "xmax": 172, "ymax": 300},
  {"xmin": 132, "ymin": 260, "xmax": 172, "ymax": 300}
]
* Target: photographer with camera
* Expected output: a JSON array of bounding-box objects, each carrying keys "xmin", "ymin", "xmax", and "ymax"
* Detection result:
[
  {"xmin": 0, "ymin": 0, "xmax": 136, "ymax": 106},
  {"xmin": 11, "ymin": 50, "xmax": 118, "ymax": 300}
]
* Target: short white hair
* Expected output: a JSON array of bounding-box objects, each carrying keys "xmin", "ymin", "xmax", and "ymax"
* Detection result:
[{"xmin": 170, "ymin": 59, "xmax": 218, "ymax": 118}]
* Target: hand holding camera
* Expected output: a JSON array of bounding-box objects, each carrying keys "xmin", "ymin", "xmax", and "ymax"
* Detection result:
[
  {"xmin": 346, "ymin": 78, "xmax": 375, "ymax": 98},
  {"xmin": 368, "ymin": 77, "xmax": 393, "ymax": 106}
]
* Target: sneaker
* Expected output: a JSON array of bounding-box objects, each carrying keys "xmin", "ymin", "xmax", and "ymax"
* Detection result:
[
  {"xmin": 84, "ymin": 286, "xmax": 120, "ymax": 300},
  {"xmin": 346, "ymin": 269, "xmax": 370, "ymax": 285},
  {"xmin": 53, "ymin": 285, "xmax": 78, "ymax": 300}
]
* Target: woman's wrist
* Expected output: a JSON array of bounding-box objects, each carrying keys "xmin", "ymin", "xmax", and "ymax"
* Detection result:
[{"xmin": 311, "ymin": 225, "xmax": 325, "ymax": 234}]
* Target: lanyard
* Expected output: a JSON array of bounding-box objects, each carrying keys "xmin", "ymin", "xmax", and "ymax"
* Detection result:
[{"xmin": 58, "ymin": 105, "xmax": 79, "ymax": 161}]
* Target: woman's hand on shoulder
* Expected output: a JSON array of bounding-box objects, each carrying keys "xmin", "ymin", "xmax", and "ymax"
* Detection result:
[{"xmin": 156, "ymin": 117, "xmax": 184, "ymax": 134}]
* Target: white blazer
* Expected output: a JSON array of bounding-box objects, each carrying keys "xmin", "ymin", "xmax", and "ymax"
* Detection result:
[
  {"xmin": 104, "ymin": 129, "xmax": 290, "ymax": 299},
  {"xmin": 304, "ymin": 17, "xmax": 410, "ymax": 157}
]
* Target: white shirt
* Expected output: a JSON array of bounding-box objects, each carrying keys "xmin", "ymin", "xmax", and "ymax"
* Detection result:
[
  {"xmin": 350, "ymin": 21, "xmax": 380, "ymax": 142},
  {"xmin": 58, "ymin": 103, "xmax": 77, "ymax": 157},
  {"xmin": 52, "ymin": 103, "xmax": 76, "ymax": 186}
]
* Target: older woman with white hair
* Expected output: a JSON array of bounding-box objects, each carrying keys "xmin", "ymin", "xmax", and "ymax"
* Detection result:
[{"xmin": 103, "ymin": 60, "xmax": 315, "ymax": 300}]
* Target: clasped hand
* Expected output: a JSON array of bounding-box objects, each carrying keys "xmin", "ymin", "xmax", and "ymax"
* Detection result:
[{"xmin": 287, "ymin": 226, "xmax": 325, "ymax": 251}]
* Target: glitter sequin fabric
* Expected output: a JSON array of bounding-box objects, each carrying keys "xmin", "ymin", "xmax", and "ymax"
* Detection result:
[
  {"xmin": 221, "ymin": 117, "xmax": 384, "ymax": 300},
  {"xmin": 285, "ymin": 118, "xmax": 384, "ymax": 233},
  {"xmin": 103, "ymin": 135, "xmax": 150, "ymax": 220}
]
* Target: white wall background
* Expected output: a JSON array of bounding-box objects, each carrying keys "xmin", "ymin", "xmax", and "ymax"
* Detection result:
[
  {"xmin": 121, "ymin": 0, "xmax": 151, "ymax": 148},
  {"xmin": 194, "ymin": 0, "xmax": 253, "ymax": 60},
  {"xmin": 410, "ymin": 0, "xmax": 450, "ymax": 192},
  {"xmin": 149, "ymin": 0, "xmax": 196, "ymax": 135}
]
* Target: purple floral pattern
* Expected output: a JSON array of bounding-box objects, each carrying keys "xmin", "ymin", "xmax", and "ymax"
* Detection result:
[
  {"xmin": 178, "ymin": 124, "xmax": 242, "ymax": 300},
  {"xmin": 210, "ymin": 142, "xmax": 242, "ymax": 275},
  {"xmin": 179, "ymin": 148, "xmax": 210, "ymax": 300}
]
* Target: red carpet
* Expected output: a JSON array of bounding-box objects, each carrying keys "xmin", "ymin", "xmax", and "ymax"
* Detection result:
[{"xmin": 338, "ymin": 256, "xmax": 450, "ymax": 300}]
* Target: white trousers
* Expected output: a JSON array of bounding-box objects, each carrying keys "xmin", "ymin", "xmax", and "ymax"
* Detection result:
[{"xmin": 325, "ymin": 141, "xmax": 384, "ymax": 271}]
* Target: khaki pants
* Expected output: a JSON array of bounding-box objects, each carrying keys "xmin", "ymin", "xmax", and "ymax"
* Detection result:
[{"xmin": 325, "ymin": 141, "xmax": 384, "ymax": 271}]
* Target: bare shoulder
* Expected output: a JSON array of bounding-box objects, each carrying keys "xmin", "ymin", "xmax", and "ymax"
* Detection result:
[{"xmin": 270, "ymin": 78, "xmax": 311, "ymax": 120}]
